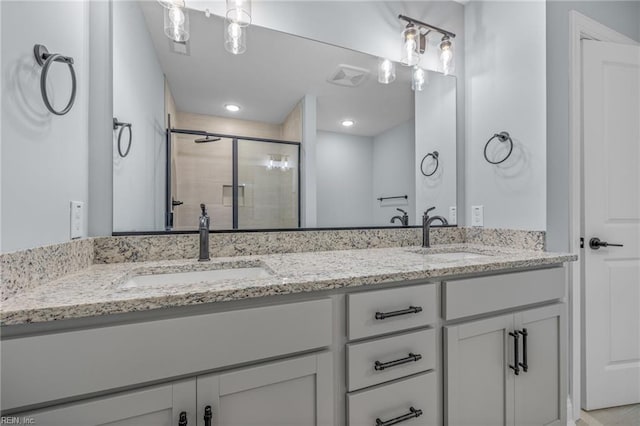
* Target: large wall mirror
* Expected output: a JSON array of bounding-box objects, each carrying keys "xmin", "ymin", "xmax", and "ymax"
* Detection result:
[{"xmin": 112, "ymin": 1, "xmax": 457, "ymax": 233}]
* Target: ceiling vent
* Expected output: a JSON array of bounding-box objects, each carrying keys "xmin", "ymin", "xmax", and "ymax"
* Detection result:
[{"xmin": 327, "ymin": 64, "xmax": 370, "ymax": 87}]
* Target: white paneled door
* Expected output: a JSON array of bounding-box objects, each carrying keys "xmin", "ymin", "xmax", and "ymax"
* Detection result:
[{"xmin": 583, "ymin": 40, "xmax": 640, "ymax": 410}]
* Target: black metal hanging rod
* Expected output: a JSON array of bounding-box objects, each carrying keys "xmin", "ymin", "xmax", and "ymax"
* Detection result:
[
  {"xmin": 377, "ymin": 195, "xmax": 409, "ymax": 202},
  {"xmin": 398, "ymin": 15, "xmax": 456, "ymax": 39}
]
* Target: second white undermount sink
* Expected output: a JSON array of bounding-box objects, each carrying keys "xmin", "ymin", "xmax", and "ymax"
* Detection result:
[
  {"xmin": 404, "ymin": 248, "xmax": 494, "ymax": 261},
  {"xmin": 120, "ymin": 267, "xmax": 272, "ymax": 289}
]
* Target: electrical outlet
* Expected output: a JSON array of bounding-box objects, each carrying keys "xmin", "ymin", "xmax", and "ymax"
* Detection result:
[
  {"xmin": 70, "ymin": 201, "xmax": 84, "ymax": 239},
  {"xmin": 449, "ymin": 206, "xmax": 457, "ymax": 224},
  {"xmin": 471, "ymin": 205, "xmax": 484, "ymax": 227}
]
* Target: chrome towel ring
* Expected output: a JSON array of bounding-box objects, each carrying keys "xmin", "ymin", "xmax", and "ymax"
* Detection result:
[
  {"xmin": 420, "ymin": 151, "xmax": 439, "ymax": 176},
  {"xmin": 33, "ymin": 44, "xmax": 77, "ymax": 116},
  {"xmin": 484, "ymin": 131, "xmax": 513, "ymax": 164},
  {"xmin": 113, "ymin": 118, "xmax": 133, "ymax": 158}
]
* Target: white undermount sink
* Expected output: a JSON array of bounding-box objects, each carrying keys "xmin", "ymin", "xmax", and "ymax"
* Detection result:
[
  {"xmin": 405, "ymin": 248, "xmax": 494, "ymax": 261},
  {"xmin": 426, "ymin": 252, "xmax": 492, "ymax": 261},
  {"xmin": 120, "ymin": 267, "xmax": 272, "ymax": 289}
]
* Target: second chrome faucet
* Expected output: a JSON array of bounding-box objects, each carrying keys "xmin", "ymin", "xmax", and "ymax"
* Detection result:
[{"xmin": 422, "ymin": 207, "xmax": 448, "ymax": 248}]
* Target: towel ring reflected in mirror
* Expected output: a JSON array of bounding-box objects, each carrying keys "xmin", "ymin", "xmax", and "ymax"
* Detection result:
[
  {"xmin": 420, "ymin": 151, "xmax": 439, "ymax": 176},
  {"xmin": 33, "ymin": 44, "xmax": 77, "ymax": 116},
  {"xmin": 113, "ymin": 118, "xmax": 133, "ymax": 158},
  {"xmin": 484, "ymin": 131, "xmax": 513, "ymax": 165}
]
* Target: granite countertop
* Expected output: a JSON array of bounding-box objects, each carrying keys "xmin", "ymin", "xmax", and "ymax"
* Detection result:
[{"xmin": 0, "ymin": 244, "xmax": 577, "ymax": 326}]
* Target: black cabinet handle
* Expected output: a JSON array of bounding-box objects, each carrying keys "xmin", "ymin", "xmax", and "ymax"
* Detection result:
[
  {"xmin": 178, "ymin": 411, "xmax": 188, "ymax": 426},
  {"xmin": 375, "ymin": 306, "xmax": 422, "ymax": 320},
  {"xmin": 374, "ymin": 353, "xmax": 422, "ymax": 371},
  {"xmin": 509, "ymin": 331, "xmax": 520, "ymax": 376},
  {"xmin": 589, "ymin": 237, "xmax": 623, "ymax": 250},
  {"xmin": 518, "ymin": 329, "xmax": 528, "ymax": 372},
  {"xmin": 203, "ymin": 405, "xmax": 213, "ymax": 426},
  {"xmin": 375, "ymin": 407, "xmax": 423, "ymax": 426}
]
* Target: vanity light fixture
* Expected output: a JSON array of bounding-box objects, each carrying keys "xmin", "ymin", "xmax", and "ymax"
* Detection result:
[
  {"xmin": 439, "ymin": 35, "xmax": 454, "ymax": 75},
  {"xmin": 224, "ymin": 0, "xmax": 251, "ymax": 55},
  {"xmin": 266, "ymin": 155, "xmax": 290, "ymax": 171},
  {"xmin": 398, "ymin": 15, "xmax": 456, "ymax": 74},
  {"xmin": 226, "ymin": 0, "xmax": 251, "ymax": 26},
  {"xmin": 341, "ymin": 119, "xmax": 355, "ymax": 127},
  {"xmin": 224, "ymin": 20, "xmax": 247, "ymax": 55},
  {"xmin": 162, "ymin": 1, "xmax": 190, "ymax": 42},
  {"xmin": 400, "ymin": 24, "xmax": 425, "ymax": 67},
  {"xmin": 225, "ymin": 104, "xmax": 241, "ymax": 112},
  {"xmin": 411, "ymin": 66, "xmax": 426, "ymax": 92},
  {"xmin": 377, "ymin": 58, "xmax": 396, "ymax": 84}
]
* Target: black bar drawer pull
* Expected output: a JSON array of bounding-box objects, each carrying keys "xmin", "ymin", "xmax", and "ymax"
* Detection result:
[
  {"xmin": 375, "ymin": 306, "xmax": 422, "ymax": 320},
  {"xmin": 518, "ymin": 329, "xmax": 528, "ymax": 372},
  {"xmin": 204, "ymin": 405, "xmax": 212, "ymax": 426},
  {"xmin": 375, "ymin": 407, "xmax": 423, "ymax": 426},
  {"xmin": 374, "ymin": 353, "xmax": 422, "ymax": 371},
  {"xmin": 509, "ymin": 331, "xmax": 520, "ymax": 376},
  {"xmin": 178, "ymin": 411, "xmax": 188, "ymax": 426}
]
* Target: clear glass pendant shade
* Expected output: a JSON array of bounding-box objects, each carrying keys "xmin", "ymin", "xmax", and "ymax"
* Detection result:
[
  {"xmin": 378, "ymin": 58, "xmax": 396, "ymax": 84},
  {"xmin": 401, "ymin": 25, "xmax": 421, "ymax": 67},
  {"xmin": 225, "ymin": 20, "xmax": 247, "ymax": 55},
  {"xmin": 226, "ymin": 0, "xmax": 251, "ymax": 26},
  {"xmin": 164, "ymin": 5, "xmax": 189, "ymax": 42},
  {"xmin": 440, "ymin": 36, "xmax": 454, "ymax": 75}
]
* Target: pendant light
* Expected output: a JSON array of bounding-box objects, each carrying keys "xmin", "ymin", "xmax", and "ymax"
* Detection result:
[
  {"xmin": 378, "ymin": 58, "xmax": 396, "ymax": 84},
  {"xmin": 164, "ymin": 4, "xmax": 190, "ymax": 42},
  {"xmin": 224, "ymin": 0, "xmax": 251, "ymax": 55},
  {"xmin": 412, "ymin": 67, "xmax": 426, "ymax": 92},
  {"xmin": 439, "ymin": 36, "xmax": 454, "ymax": 76},
  {"xmin": 400, "ymin": 24, "xmax": 422, "ymax": 67}
]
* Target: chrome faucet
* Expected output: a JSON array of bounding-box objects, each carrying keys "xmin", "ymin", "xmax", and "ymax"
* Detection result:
[
  {"xmin": 422, "ymin": 206, "xmax": 448, "ymax": 248},
  {"xmin": 199, "ymin": 203, "xmax": 210, "ymax": 261},
  {"xmin": 390, "ymin": 209, "xmax": 409, "ymax": 227}
]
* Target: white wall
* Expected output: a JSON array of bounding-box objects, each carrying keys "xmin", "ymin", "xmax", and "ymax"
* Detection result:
[
  {"xmin": 546, "ymin": 1, "xmax": 640, "ymax": 251},
  {"xmin": 464, "ymin": 1, "xmax": 547, "ymax": 230},
  {"xmin": 372, "ymin": 121, "xmax": 415, "ymax": 226},
  {"xmin": 415, "ymin": 73, "xmax": 457, "ymax": 224},
  {"xmin": 1, "ymin": 1, "xmax": 89, "ymax": 252},
  {"xmin": 316, "ymin": 131, "xmax": 373, "ymax": 227},
  {"xmin": 112, "ymin": 1, "xmax": 165, "ymax": 232}
]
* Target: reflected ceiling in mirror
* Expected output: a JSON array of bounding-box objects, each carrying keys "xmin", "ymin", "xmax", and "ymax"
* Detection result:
[{"xmin": 112, "ymin": 1, "xmax": 456, "ymax": 233}]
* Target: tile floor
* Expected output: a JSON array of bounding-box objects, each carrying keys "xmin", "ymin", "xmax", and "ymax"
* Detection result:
[{"xmin": 578, "ymin": 404, "xmax": 640, "ymax": 426}]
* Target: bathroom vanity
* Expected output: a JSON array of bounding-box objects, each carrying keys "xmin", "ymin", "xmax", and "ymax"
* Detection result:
[{"xmin": 1, "ymin": 235, "xmax": 574, "ymax": 426}]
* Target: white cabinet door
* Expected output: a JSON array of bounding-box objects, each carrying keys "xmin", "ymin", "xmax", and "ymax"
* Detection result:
[
  {"xmin": 514, "ymin": 305, "xmax": 566, "ymax": 426},
  {"xmin": 16, "ymin": 379, "xmax": 196, "ymax": 426},
  {"xmin": 445, "ymin": 314, "xmax": 515, "ymax": 426},
  {"xmin": 196, "ymin": 352, "xmax": 334, "ymax": 426}
]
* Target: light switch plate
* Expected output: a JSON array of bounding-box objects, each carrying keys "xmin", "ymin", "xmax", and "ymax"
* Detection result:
[
  {"xmin": 471, "ymin": 205, "xmax": 484, "ymax": 227},
  {"xmin": 449, "ymin": 206, "xmax": 457, "ymax": 224},
  {"xmin": 70, "ymin": 201, "xmax": 84, "ymax": 239}
]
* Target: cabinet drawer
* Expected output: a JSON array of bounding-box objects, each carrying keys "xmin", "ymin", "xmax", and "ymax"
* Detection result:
[
  {"xmin": 443, "ymin": 267, "xmax": 565, "ymax": 320},
  {"xmin": 2, "ymin": 299, "xmax": 332, "ymax": 411},
  {"xmin": 347, "ymin": 284, "xmax": 436, "ymax": 340},
  {"xmin": 347, "ymin": 328, "xmax": 435, "ymax": 392},
  {"xmin": 348, "ymin": 372, "xmax": 437, "ymax": 426}
]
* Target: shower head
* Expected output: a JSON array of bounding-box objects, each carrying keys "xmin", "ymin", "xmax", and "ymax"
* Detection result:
[{"xmin": 194, "ymin": 136, "xmax": 221, "ymax": 143}]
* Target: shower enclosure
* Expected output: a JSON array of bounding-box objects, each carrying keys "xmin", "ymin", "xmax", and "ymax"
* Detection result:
[{"xmin": 166, "ymin": 125, "xmax": 300, "ymax": 231}]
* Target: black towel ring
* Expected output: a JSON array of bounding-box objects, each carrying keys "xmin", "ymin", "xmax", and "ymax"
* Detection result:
[
  {"xmin": 420, "ymin": 151, "xmax": 439, "ymax": 176},
  {"xmin": 114, "ymin": 118, "xmax": 133, "ymax": 158},
  {"xmin": 483, "ymin": 131, "xmax": 513, "ymax": 165},
  {"xmin": 33, "ymin": 44, "xmax": 77, "ymax": 116}
]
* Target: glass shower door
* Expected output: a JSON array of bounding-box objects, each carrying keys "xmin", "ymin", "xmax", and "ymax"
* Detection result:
[
  {"xmin": 237, "ymin": 139, "xmax": 300, "ymax": 229},
  {"xmin": 170, "ymin": 134, "xmax": 233, "ymax": 230}
]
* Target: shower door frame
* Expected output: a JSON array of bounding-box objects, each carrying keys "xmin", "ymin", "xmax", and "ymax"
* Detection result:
[{"xmin": 165, "ymin": 123, "xmax": 302, "ymax": 231}]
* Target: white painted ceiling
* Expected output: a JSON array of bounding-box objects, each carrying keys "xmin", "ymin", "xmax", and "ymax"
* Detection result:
[{"xmin": 138, "ymin": 2, "xmax": 415, "ymax": 137}]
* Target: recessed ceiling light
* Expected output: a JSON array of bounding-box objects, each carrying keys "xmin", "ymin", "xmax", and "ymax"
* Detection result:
[
  {"xmin": 225, "ymin": 104, "xmax": 241, "ymax": 112},
  {"xmin": 341, "ymin": 119, "xmax": 355, "ymax": 127}
]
